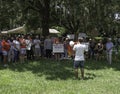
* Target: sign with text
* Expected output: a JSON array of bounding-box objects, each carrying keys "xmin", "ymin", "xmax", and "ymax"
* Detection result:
[{"xmin": 53, "ymin": 44, "xmax": 64, "ymax": 53}]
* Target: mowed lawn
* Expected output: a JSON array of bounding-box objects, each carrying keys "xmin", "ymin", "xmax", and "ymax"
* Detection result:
[{"xmin": 0, "ymin": 58, "xmax": 120, "ymax": 94}]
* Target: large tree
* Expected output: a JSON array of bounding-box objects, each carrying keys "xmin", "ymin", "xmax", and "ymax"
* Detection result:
[
  {"xmin": 17, "ymin": 0, "xmax": 50, "ymax": 36},
  {"xmin": 0, "ymin": 0, "xmax": 21, "ymax": 31},
  {"xmin": 1, "ymin": 0, "xmax": 120, "ymax": 37}
]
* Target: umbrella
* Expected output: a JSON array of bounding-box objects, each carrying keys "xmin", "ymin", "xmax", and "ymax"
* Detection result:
[{"xmin": 1, "ymin": 25, "xmax": 25, "ymax": 34}]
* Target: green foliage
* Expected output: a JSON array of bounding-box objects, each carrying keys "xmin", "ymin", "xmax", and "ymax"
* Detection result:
[
  {"xmin": 0, "ymin": 0, "xmax": 120, "ymax": 37},
  {"xmin": 0, "ymin": 0, "xmax": 24, "ymax": 31}
]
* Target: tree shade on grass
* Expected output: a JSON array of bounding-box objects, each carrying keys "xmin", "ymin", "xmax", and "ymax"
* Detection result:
[{"xmin": 0, "ymin": 58, "xmax": 120, "ymax": 94}]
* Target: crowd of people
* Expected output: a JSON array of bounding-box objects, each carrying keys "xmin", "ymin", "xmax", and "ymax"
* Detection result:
[
  {"xmin": 88, "ymin": 37, "xmax": 119, "ymax": 64},
  {"xmin": 0, "ymin": 34, "xmax": 68, "ymax": 67},
  {"xmin": 70, "ymin": 37, "xmax": 119, "ymax": 79},
  {"xmin": 0, "ymin": 34, "xmax": 119, "ymax": 68},
  {"xmin": 0, "ymin": 34, "xmax": 120, "ymax": 80}
]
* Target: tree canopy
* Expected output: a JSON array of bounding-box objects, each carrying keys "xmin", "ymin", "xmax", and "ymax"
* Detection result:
[{"xmin": 0, "ymin": 0, "xmax": 120, "ymax": 37}]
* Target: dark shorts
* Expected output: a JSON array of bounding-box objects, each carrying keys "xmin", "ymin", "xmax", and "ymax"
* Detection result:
[{"xmin": 74, "ymin": 61, "xmax": 84, "ymax": 69}]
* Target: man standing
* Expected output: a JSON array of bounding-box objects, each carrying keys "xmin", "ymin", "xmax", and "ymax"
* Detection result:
[
  {"xmin": 33, "ymin": 35, "xmax": 41, "ymax": 60},
  {"xmin": 106, "ymin": 38, "xmax": 114, "ymax": 65},
  {"xmin": 44, "ymin": 36, "xmax": 53, "ymax": 58},
  {"xmin": 73, "ymin": 38, "xmax": 86, "ymax": 79},
  {"xmin": 13, "ymin": 36, "xmax": 20, "ymax": 63}
]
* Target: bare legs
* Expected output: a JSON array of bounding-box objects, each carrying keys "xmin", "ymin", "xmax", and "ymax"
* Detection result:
[{"xmin": 74, "ymin": 68, "xmax": 84, "ymax": 79}]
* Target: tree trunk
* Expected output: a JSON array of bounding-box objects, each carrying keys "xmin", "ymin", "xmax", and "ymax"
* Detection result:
[{"xmin": 41, "ymin": 0, "xmax": 50, "ymax": 37}]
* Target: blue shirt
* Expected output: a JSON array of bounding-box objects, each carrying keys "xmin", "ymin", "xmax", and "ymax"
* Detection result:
[{"xmin": 106, "ymin": 42, "xmax": 113, "ymax": 52}]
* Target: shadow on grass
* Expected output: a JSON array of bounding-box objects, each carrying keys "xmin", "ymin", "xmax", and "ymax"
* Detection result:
[
  {"xmin": 2, "ymin": 59, "xmax": 76, "ymax": 80},
  {"xmin": 1, "ymin": 57, "xmax": 119, "ymax": 80},
  {"xmin": 84, "ymin": 73, "xmax": 96, "ymax": 80},
  {"xmin": 85, "ymin": 58, "xmax": 120, "ymax": 71}
]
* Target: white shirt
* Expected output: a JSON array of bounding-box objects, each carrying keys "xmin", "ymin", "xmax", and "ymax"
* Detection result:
[
  {"xmin": 26, "ymin": 39, "xmax": 32, "ymax": 50},
  {"xmin": 13, "ymin": 40, "xmax": 20, "ymax": 51},
  {"xmin": 73, "ymin": 43, "xmax": 86, "ymax": 61}
]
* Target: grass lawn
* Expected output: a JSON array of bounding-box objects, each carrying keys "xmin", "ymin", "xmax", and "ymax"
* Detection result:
[{"xmin": 0, "ymin": 58, "xmax": 120, "ymax": 94}]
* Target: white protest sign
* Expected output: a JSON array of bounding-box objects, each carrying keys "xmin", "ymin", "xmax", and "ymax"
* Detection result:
[{"xmin": 53, "ymin": 44, "xmax": 64, "ymax": 53}]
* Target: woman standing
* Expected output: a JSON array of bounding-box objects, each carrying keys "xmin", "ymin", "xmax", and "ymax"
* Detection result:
[
  {"xmin": 1, "ymin": 37, "xmax": 10, "ymax": 67},
  {"xmin": 19, "ymin": 35, "xmax": 26, "ymax": 63},
  {"xmin": 95, "ymin": 40, "xmax": 104, "ymax": 61}
]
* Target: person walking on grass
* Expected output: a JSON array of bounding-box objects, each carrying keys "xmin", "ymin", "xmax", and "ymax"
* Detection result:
[{"xmin": 73, "ymin": 38, "xmax": 86, "ymax": 79}]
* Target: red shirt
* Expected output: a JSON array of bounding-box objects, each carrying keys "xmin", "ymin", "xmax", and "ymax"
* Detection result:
[{"xmin": 1, "ymin": 40, "xmax": 10, "ymax": 51}]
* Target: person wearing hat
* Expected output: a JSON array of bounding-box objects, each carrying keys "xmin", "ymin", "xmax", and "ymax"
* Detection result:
[{"xmin": 106, "ymin": 38, "xmax": 114, "ymax": 64}]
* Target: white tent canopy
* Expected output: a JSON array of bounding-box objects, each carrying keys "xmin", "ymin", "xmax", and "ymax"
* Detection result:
[
  {"xmin": 1, "ymin": 26, "xmax": 60, "ymax": 34},
  {"xmin": 67, "ymin": 33, "xmax": 88, "ymax": 39},
  {"xmin": 1, "ymin": 25, "xmax": 25, "ymax": 34},
  {"xmin": 78, "ymin": 33, "xmax": 88, "ymax": 38},
  {"xmin": 8, "ymin": 26, "xmax": 25, "ymax": 33},
  {"xmin": 49, "ymin": 29, "xmax": 60, "ymax": 34},
  {"xmin": 1, "ymin": 30, "xmax": 8, "ymax": 34}
]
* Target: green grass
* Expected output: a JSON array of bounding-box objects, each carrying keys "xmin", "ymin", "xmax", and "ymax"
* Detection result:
[{"xmin": 0, "ymin": 58, "xmax": 120, "ymax": 94}]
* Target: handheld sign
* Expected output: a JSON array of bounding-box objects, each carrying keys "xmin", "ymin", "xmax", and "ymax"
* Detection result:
[{"xmin": 53, "ymin": 44, "xmax": 64, "ymax": 53}]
